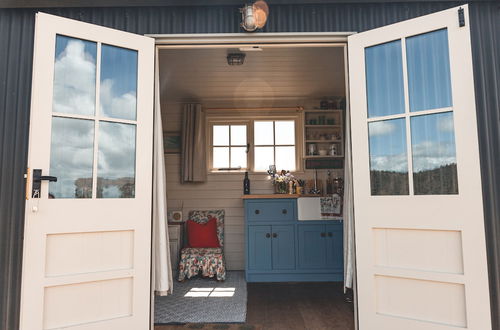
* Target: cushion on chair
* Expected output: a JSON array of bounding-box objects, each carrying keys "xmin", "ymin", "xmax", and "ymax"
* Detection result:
[{"xmin": 186, "ymin": 217, "xmax": 220, "ymax": 248}]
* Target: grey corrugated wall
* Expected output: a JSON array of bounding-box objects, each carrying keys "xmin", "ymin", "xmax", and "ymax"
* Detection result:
[{"xmin": 0, "ymin": 2, "xmax": 498, "ymax": 329}]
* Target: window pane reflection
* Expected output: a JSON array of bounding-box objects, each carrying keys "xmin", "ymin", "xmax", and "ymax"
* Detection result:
[
  {"xmin": 406, "ymin": 29, "xmax": 452, "ymax": 112},
  {"xmin": 231, "ymin": 147, "xmax": 247, "ymax": 168},
  {"xmin": 100, "ymin": 44, "xmax": 138, "ymax": 120},
  {"xmin": 365, "ymin": 40, "xmax": 405, "ymax": 118},
  {"xmin": 368, "ymin": 119, "xmax": 409, "ymax": 195},
  {"xmin": 53, "ymin": 35, "xmax": 97, "ymax": 116},
  {"xmin": 97, "ymin": 122, "xmax": 136, "ymax": 198},
  {"xmin": 49, "ymin": 117, "xmax": 94, "ymax": 198},
  {"xmin": 411, "ymin": 112, "xmax": 458, "ymax": 195},
  {"xmin": 254, "ymin": 121, "xmax": 274, "ymax": 145},
  {"xmin": 254, "ymin": 146, "xmax": 274, "ymax": 171}
]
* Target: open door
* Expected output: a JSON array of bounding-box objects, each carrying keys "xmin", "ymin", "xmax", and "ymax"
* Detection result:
[
  {"xmin": 20, "ymin": 13, "xmax": 154, "ymax": 330},
  {"xmin": 349, "ymin": 5, "xmax": 491, "ymax": 330}
]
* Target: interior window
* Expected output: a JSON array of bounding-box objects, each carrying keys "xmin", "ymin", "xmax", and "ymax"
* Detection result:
[
  {"xmin": 211, "ymin": 124, "xmax": 248, "ymax": 170},
  {"xmin": 254, "ymin": 120, "xmax": 296, "ymax": 172}
]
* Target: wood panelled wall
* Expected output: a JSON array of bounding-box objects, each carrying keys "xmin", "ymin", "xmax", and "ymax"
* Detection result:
[{"xmin": 162, "ymin": 102, "xmax": 343, "ymax": 270}]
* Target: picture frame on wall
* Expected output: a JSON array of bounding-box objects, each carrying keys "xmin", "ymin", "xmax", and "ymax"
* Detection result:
[{"xmin": 163, "ymin": 131, "xmax": 181, "ymax": 154}]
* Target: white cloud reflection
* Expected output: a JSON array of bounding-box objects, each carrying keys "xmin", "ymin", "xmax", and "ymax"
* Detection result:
[
  {"xmin": 100, "ymin": 79, "xmax": 137, "ymax": 120},
  {"xmin": 369, "ymin": 121, "xmax": 396, "ymax": 136}
]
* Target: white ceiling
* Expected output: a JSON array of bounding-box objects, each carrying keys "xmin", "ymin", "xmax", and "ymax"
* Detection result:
[{"xmin": 159, "ymin": 46, "xmax": 346, "ymax": 106}]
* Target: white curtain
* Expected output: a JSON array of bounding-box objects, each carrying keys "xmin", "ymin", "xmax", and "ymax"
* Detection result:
[
  {"xmin": 152, "ymin": 52, "xmax": 173, "ymax": 296},
  {"xmin": 343, "ymin": 103, "xmax": 355, "ymax": 291}
]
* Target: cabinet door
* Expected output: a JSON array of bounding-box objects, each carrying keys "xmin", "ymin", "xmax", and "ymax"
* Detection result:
[
  {"xmin": 248, "ymin": 225, "xmax": 272, "ymax": 270},
  {"xmin": 298, "ymin": 224, "xmax": 326, "ymax": 269},
  {"xmin": 271, "ymin": 225, "xmax": 296, "ymax": 270},
  {"xmin": 325, "ymin": 224, "xmax": 343, "ymax": 270}
]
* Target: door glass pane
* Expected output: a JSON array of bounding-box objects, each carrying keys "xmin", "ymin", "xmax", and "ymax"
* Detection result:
[
  {"xmin": 230, "ymin": 147, "xmax": 247, "ymax": 168},
  {"xmin": 231, "ymin": 125, "xmax": 247, "ymax": 145},
  {"xmin": 411, "ymin": 112, "xmax": 458, "ymax": 194},
  {"xmin": 100, "ymin": 44, "xmax": 138, "ymax": 120},
  {"xmin": 254, "ymin": 146, "xmax": 274, "ymax": 171},
  {"xmin": 365, "ymin": 40, "xmax": 405, "ymax": 118},
  {"xmin": 53, "ymin": 35, "xmax": 97, "ymax": 116},
  {"xmin": 276, "ymin": 146, "xmax": 296, "ymax": 171},
  {"xmin": 97, "ymin": 122, "xmax": 136, "ymax": 198},
  {"xmin": 49, "ymin": 117, "xmax": 94, "ymax": 198},
  {"xmin": 213, "ymin": 125, "xmax": 229, "ymax": 146},
  {"xmin": 275, "ymin": 121, "xmax": 295, "ymax": 145},
  {"xmin": 368, "ymin": 119, "xmax": 409, "ymax": 195},
  {"xmin": 254, "ymin": 121, "xmax": 274, "ymax": 145},
  {"xmin": 213, "ymin": 147, "xmax": 229, "ymax": 168},
  {"xmin": 406, "ymin": 29, "xmax": 452, "ymax": 112}
]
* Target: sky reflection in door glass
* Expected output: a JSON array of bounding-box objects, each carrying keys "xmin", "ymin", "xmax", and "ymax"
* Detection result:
[
  {"xmin": 100, "ymin": 44, "xmax": 138, "ymax": 120},
  {"xmin": 97, "ymin": 122, "xmax": 136, "ymax": 198},
  {"xmin": 53, "ymin": 35, "xmax": 97, "ymax": 116},
  {"xmin": 368, "ymin": 118, "xmax": 409, "ymax": 195},
  {"xmin": 411, "ymin": 112, "xmax": 458, "ymax": 194},
  {"xmin": 49, "ymin": 117, "xmax": 94, "ymax": 198}
]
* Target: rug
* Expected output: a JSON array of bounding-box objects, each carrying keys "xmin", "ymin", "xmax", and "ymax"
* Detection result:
[{"xmin": 154, "ymin": 271, "xmax": 247, "ymax": 324}]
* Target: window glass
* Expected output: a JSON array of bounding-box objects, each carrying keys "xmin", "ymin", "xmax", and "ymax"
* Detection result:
[
  {"xmin": 100, "ymin": 44, "xmax": 138, "ymax": 120},
  {"xmin": 368, "ymin": 119, "xmax": 409, "ymax": 195},
  {"xmin": 254, "ymin": 147, "xmax": 274, "ymax": 171},
  {"xmin": 276, "ymin": 146, "xmax": 296, "ymax": 171},
  {"xmin": 406, "ymin": 29, "xmax": 452, "ymax": 112},
  {"xmin": 275, "ymin": 121, "xmax": 295, "ymax": 145},
  {"xmin": 97, "ymin": 122, "xmax": 136, "ymax": 198},
  {"xmin": 365, "ymin": 40, "xmax": 405, "ymax": 118},
  {"xmin": 411, "ymin": 112, "xmax": 458, "ymax": 194},
  {"xmin": 53, "ymin": 35, "xmax": 97, "ymax": 116},
  {"xmin": 213, "ymin": 147, "xmax": 229, "ymax": 168},
  {"xmin": 230, "ymin": 147, "xmax": 247, "ymax": 168},
  {"xmin": 49, "ymin": 117, "xmax": 94, "ymax": 198},
  {"xmin": 231, "ymin": 125, "xmax": 247, "ymax": 145},
  {"xmin": 213, "ymin": 125, "xmax": 229, "ymax": 146},
  {"xmin": 254, "ymin": 121, "xmax": 274, "ymax": 145}
]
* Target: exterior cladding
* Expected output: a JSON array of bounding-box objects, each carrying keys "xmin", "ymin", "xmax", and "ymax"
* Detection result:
[{"xmin": 0, "ymin": 2, "xmax": 498, "ymax": 329}]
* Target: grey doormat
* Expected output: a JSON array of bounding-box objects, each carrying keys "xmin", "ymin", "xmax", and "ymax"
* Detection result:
[{"xmin": 154, "ymin": 271, "xmax": 247, "ymax": 324}]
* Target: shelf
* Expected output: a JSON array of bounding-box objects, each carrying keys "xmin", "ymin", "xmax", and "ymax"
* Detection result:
[
  {"xmin": 305, "ymin": 125, "xmax": 341, "ymax": 128},
  {"xmin": 303, "ymin": 155, "xmax": 344, "ymax": 159},
  {"xmin": 305, "ymin": 139, "xmax": 342, "ymax": 143},
  {"xmin": 304, "ymin": 109, "xmax": 343, "ymax": 113}
]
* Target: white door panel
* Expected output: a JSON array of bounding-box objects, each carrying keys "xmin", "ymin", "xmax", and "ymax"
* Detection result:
[
  {"xmin": 348, "ymin": 5, "xmax": 491, "ymax": 330},
  {"xmin": 21, "ymin": 13, "xmax": 154, "ymax": 330}
]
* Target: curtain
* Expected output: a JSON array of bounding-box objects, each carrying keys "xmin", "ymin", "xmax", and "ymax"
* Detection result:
[
  {"xmin": 343, "ymin": 104, "xmax": 355, "ymax": 291},
  {"xmin": 181, "ymin": 104, "xmax": 207, "ymax": 183},
  {"xmin": 152, "ymin": 54, "xmax": 173, "ymax": 296}
]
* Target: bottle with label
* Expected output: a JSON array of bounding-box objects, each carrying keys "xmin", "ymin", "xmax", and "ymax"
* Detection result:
[{"xmin": 243, "ymin": 172, "xmax": 250, "ymax": 195}]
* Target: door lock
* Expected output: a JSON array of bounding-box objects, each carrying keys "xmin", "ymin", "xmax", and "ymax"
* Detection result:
[{"xmin": 31, "ymin": 169, "xmax": 57, "ymax": 198}]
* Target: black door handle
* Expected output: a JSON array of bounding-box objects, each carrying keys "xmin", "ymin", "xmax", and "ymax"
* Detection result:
[{"xmin": 32, "ymin": 169, "xmax": 57, "ymax": 198}]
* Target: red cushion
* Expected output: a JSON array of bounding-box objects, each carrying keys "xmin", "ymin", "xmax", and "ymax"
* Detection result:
[{"xmin": 186, "ymin": 217, "xmax": 220, "ymax": 248}]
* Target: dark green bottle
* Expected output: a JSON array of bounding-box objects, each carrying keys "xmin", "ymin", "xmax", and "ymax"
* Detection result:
[{"xmin": 243, "ymin": 172, "xmax": 250, "ymax": 195}]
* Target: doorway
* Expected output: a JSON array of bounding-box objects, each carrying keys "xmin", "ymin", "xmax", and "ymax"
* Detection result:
[{"xmin": 151, "ymin": 33, "xmax": 356, "ymax": 329}]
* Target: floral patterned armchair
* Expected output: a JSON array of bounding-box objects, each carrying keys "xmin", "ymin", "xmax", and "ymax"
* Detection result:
[{"xmin": 177, "ymin": 210, "xmax": 226, "ymax": 281}]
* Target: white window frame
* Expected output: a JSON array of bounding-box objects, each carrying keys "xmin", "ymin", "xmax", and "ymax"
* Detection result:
[{"xmin": 206, "ymin": 111, "xmax": 303, "ymax": 173}]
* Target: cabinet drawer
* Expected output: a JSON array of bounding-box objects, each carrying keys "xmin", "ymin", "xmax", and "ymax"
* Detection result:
[{"xmin": 246, "ymin": 200, "xmax": 295, "ymax": 222}]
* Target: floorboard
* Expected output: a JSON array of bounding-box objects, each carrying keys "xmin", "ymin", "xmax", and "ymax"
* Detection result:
[{"xmin": 155, "ymin": 282, "xmax": 354, "ymax": 330}]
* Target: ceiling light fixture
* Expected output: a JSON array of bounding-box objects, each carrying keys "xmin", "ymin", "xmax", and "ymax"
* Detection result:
[
  {"xmin": 240, "ymin": 1, "xmax": 269, "ymax": 32},
  {"xmin": 227, "ymin": 53, "xmax": 246, "ymax": 65}
]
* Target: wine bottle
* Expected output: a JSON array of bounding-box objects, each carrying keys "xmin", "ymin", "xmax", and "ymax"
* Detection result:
[{"xmin": 243, "ymin": 171, "xmax": 250, "ymax": 195}]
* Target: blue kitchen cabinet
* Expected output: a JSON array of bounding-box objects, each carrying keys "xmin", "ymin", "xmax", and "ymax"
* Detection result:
[
  {"xmin": 298, "ymin": 224, "xmax": 327, "ymax": 269},
  {"xmin": 247, "ymin": 225, "xmax": 272, "ymax": 271},
  {"xmin": 271, "ymin": 225, "xmax": 295, "ymax": 270},
  {"xmin": 244, "ymin": 198, "xmax": 344, "ymax": 282}
]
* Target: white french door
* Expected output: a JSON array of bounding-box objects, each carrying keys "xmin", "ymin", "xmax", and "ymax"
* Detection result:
[
  {"xmin": 349, "ymin": 5, "xmax": 491, "ymax": 330},
  {"xmin": 21, "ymin": 13, "xmax": 154, "ymax": 330}
]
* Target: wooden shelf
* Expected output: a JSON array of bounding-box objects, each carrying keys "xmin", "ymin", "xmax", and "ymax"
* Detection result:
[
  {"xmin": 304, "ymin": 125, "xmax": 341, "ymax": 128},
  {"xmin": 305, "ymin": 139, "xmax": 342, "ymax": 143},
  {"xmin": 304, "ymin": 109, "xmax": 343, "ymax": 113}
]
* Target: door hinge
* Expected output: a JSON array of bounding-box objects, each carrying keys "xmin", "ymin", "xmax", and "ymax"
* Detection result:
[{"xmin": 458, "ymin": 7, "xmax": 465, "ymax": 27}]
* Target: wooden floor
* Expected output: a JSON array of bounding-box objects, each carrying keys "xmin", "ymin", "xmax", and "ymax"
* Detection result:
[{"xmin": 155, "ymin": 282, "xmax": 354, "ymax": 330}]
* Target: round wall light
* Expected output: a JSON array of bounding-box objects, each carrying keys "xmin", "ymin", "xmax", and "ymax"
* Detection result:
[{"xmin": 240, "ymin": 1, "xmax": 269, "ymax": 32}]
